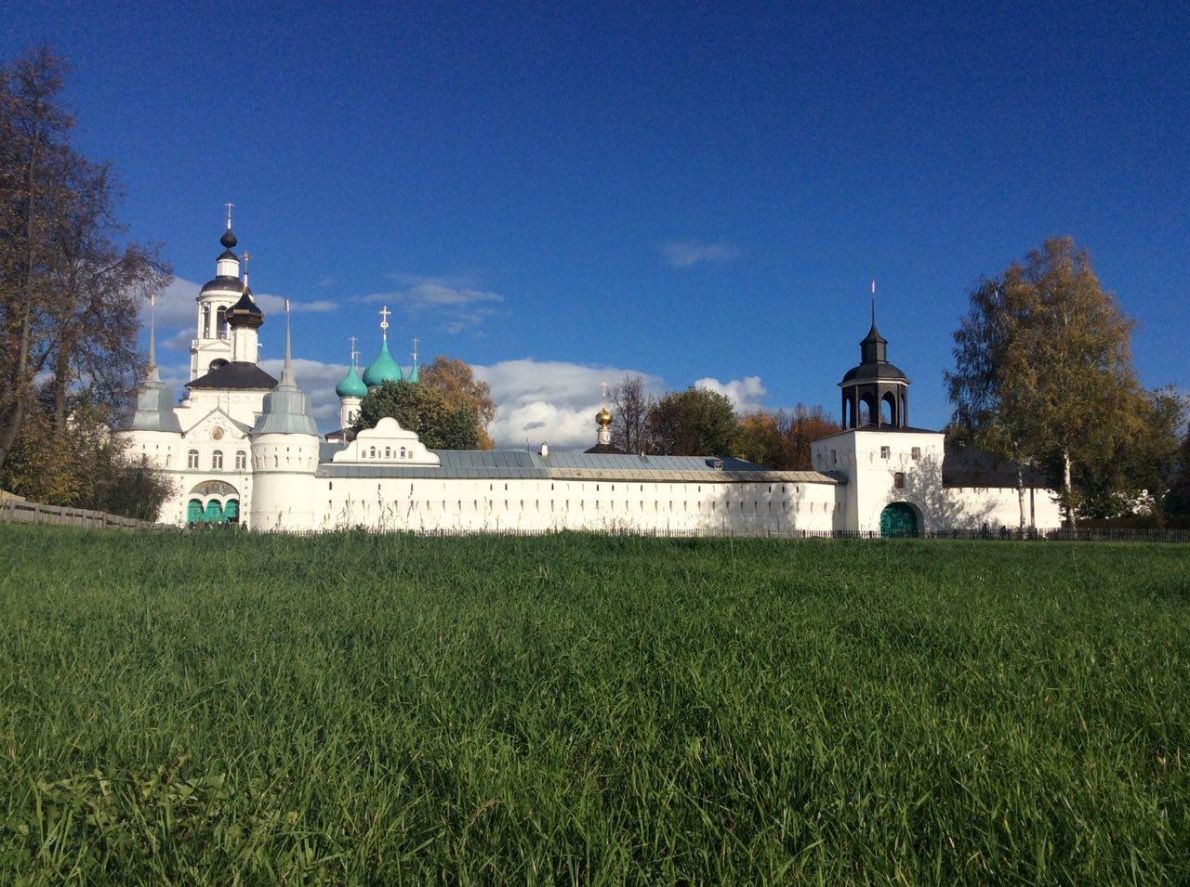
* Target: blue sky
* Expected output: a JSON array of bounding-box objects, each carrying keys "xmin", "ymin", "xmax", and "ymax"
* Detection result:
[{"xmin": 4, "ymin": 2, "xmax": 1187, "ymax": 446}]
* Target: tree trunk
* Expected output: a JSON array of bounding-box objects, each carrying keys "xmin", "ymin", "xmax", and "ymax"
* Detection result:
[
  {"xmin": 1016, "ymin": 463, "xmax": 1026, "ymax": 533},
  {"xmin": 0, "ymin": 95, "xmax": 44, "ymax": 472},
  {"xmin": 1063, "ymin": 449, "xmax": 1076, "ymax": 530}
]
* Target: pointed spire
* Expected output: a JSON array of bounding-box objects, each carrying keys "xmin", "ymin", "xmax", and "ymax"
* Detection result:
[
  {"xmin": 146, "ymin": 292, "xmax": 160, "ymax": 382},
  {"xmin": 281, "ymin": 299, "xmax": 296, "ymax": 387}
]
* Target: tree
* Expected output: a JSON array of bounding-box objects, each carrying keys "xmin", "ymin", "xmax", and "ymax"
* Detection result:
[
  {"xmin": 647, "ymin": 387, "xmax": 738, "ymax": 456},
  {"xmin": 0, "ymin": 47, "xmax": 169, "ymax": 473},
  {"xmin": 736, "ymin": 411, "xmax": 783, "ymax": 467},
  {"xmin": 611, "ymin": 374, "xmax": 653, "ymax": 454},
  {"xmin": 1074, "ymin": 388, "xmax": 1183, "ymax": 520},
  {"xmin": 1163, "ymin": 423, "xmax": 1190, "ymax": 528},
  {"xmin": 420, "ymin": 356, "xmax": 494, "ymax": 449},
  {"xmin": 736, "ymin": 405, "xmax": 841, "ymax": 469},
  {"xmin": 779, "ymin": 404, "xmax": 842, "ymax": 470},
  {"xmin": 355, "ymin": 380, "xmax": 479, "ymax": 450},
  {"xmin": 947, "ymin": 237, "xmax": 1159, "ymax": 528},
  {"xmin": 0, "ymin": 400, "xmax": 172, "ymax": 520}
]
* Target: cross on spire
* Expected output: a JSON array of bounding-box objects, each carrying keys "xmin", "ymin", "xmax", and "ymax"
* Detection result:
[
  {"xmin": 379, "ymin": 305, "xmax": 391, "ymax": 334},
  {"xmin": 224, "ymin": 202, "xmax": 234, "ymax": 230},
  {"xmin": 601, "ymin": 381, "xmax": 609, "ymax": 403},
  {"xmin": 871, "ymin": 278, "xmax": 877, "ymax": 327},
  {"xmin": 349, "ymin": 336, "xmax": 359, "ymax": 367},
  {"xmin": 411, "ymin": 336, "xmax": 419, "ymax": 362}
]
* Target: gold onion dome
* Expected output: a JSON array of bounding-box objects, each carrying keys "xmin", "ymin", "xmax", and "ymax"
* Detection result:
[{"xmin": 596, "ymin": 406, "xmax": 613, "ymax": 427}]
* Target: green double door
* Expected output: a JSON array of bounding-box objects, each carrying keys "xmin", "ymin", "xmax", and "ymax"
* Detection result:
[
  {"xmin": 187, "ymin": 499, "xmax": 240, "ymax": 524},
  {"xmin": 880, "ymin": 503, "xmax": 918, "ymax": 538}
]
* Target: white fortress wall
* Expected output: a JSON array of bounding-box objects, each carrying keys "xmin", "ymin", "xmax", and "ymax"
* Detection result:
[{"xmin": 315, "ymin": 474, "xmax": 842, "ymax": 535}]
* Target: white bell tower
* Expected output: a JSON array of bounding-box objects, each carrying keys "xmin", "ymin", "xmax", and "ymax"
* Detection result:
[{"xmin": 190, "ymin": 204, "xmax": 244, "ymax": 379}]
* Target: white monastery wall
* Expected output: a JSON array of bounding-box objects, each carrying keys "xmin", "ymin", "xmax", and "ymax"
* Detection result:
[
  {"xmin": 315, "ymin": 475, "xmax": 843, "ymax": 535},
  {"xmin": 943, "ymin": 485, "xmax": 1062, "ymax": 531}
]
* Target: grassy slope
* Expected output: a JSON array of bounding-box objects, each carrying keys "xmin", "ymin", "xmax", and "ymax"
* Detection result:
[{"xmin": 0, "ymin": 526, "xmax": 1186, "ymax": 883}]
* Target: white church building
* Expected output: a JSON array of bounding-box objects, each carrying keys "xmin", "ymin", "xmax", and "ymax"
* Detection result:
[{"xmin": 122, "ymin": 220, "xmax": 1062, "ymax": 536}]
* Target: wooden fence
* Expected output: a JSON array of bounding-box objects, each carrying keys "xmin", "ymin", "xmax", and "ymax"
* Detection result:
[{"xmin": 0, "ymin": 496, "xmax": 154, "ymax": 531}]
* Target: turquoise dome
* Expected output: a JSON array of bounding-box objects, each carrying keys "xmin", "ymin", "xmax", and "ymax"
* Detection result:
[
  {"xmin": 335, "ymin": 364, "xmax": 368, "ymax": 398},
  {"xmin": 362, "ymin": 338, "xmax": 404, "ymax": 387}
]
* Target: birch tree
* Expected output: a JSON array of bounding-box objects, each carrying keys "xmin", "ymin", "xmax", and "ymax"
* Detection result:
[{"xmin": 947, "ymin": 237, "xmax": 1150, "ymax": 528}]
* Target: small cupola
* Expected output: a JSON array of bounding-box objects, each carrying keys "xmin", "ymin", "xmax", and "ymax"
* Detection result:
[{"xmin": 839, "ymin": 281, "xmax": 911, "ymax": 430}]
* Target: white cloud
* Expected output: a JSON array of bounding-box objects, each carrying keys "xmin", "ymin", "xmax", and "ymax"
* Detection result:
[
  {"xmin": 661, "ymin": 240, "xmax": 741, "ymax": 268},
  {"xmin": 357, "ymin": 278, "xmax": 504, "ymax": 334},
  {"xmin": 476, "ymin": 359, "xmax": 665, "ymax": 450},
  {"xmin": 693, "ymin": 375, "xmax": 768, "ymax": 413}
]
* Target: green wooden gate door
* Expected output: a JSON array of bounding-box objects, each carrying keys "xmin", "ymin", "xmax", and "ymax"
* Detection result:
[
  {"xmin": 187, "ymin": 500, "xmax": 204, "ymax": 523},
  {"xmin": 880, "ymin": 503, "xmax": 918, "ymax": 538}
]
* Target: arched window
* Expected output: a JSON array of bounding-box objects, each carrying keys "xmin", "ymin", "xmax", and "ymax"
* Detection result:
[
  {"xmin": 400, "ymin": 447, "xmax": 406, "ymax": 458},
  {"xmin": 201, "ymin": 306, "xmax": 210, "ymax": 339},
  {"xmin": 216, "ymin": 306, "xmax": 228, "ymax": 338},
  {"xmin": 212, "ymin": 450, "xmax": 223, "ymax": 469},
  {"xmin": 187, "ymin": 449, "xmax": 199, "ymax": 469},
  {"xmin": 235, "ymin": 451, "xmax": 247, "ymax": 470},
  {"xmin": 384, "ymin": 447, "xmax": 391, "ymax": 459},
  {"xmin": 859, "ymin": 394, "xmax": 875, "ymax": 426},
  {"xmin": 881, "ymin": 392, "xmax": 897, "ymax": 426},
  {"xmin": 369, "ymin": 447, "xmax": 376, "ymax": 459}
]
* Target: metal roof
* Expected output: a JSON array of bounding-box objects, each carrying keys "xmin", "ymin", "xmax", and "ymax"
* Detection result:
[
  {"xmin": 187, "ymin": 362, "xmax": 279, "ymax": 391},
  {"xmin": 315, "ymin": 447, "xmax": 838, "ymax": 484}
]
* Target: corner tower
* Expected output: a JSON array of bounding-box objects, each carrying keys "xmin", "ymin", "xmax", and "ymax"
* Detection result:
[
  {"xmin": 839, "ymin": 283, "xmax": 910, "ymax": 429},
  {"xmin": 249, "ymin": 302, "xmax": 321, "ymax": 531}
]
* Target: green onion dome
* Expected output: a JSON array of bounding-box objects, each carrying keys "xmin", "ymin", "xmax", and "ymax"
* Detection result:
[
  {"xmin": 362, "ymin": 338, "xmax": 405, "ymax": 387},
  {"xmin": 336, "ymin": 364, "xmax": 368, "ymax": 398}
]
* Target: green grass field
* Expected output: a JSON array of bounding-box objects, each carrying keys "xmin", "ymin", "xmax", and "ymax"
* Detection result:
[{"xmin": 0, "ymin": 526, "xmax": 1186, "ymax": 883}]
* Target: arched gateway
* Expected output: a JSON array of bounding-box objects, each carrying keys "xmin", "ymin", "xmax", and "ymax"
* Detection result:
[
  {"xmin": 880, "ymin": 502, "xmax": 918, "ymax": 537},
  {"xmin": 187, "ymin": 480, "xmax": 240, "ymax": 525}
]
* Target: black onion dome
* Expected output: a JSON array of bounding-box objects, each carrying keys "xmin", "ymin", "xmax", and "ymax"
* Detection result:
[
  {"xmin": 221, "ymin": 228, "xmax": 238, "ymax": 249},
  {"xmin": 226, "ymin": 288, "xmax": 263, "ymax": 329}
]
